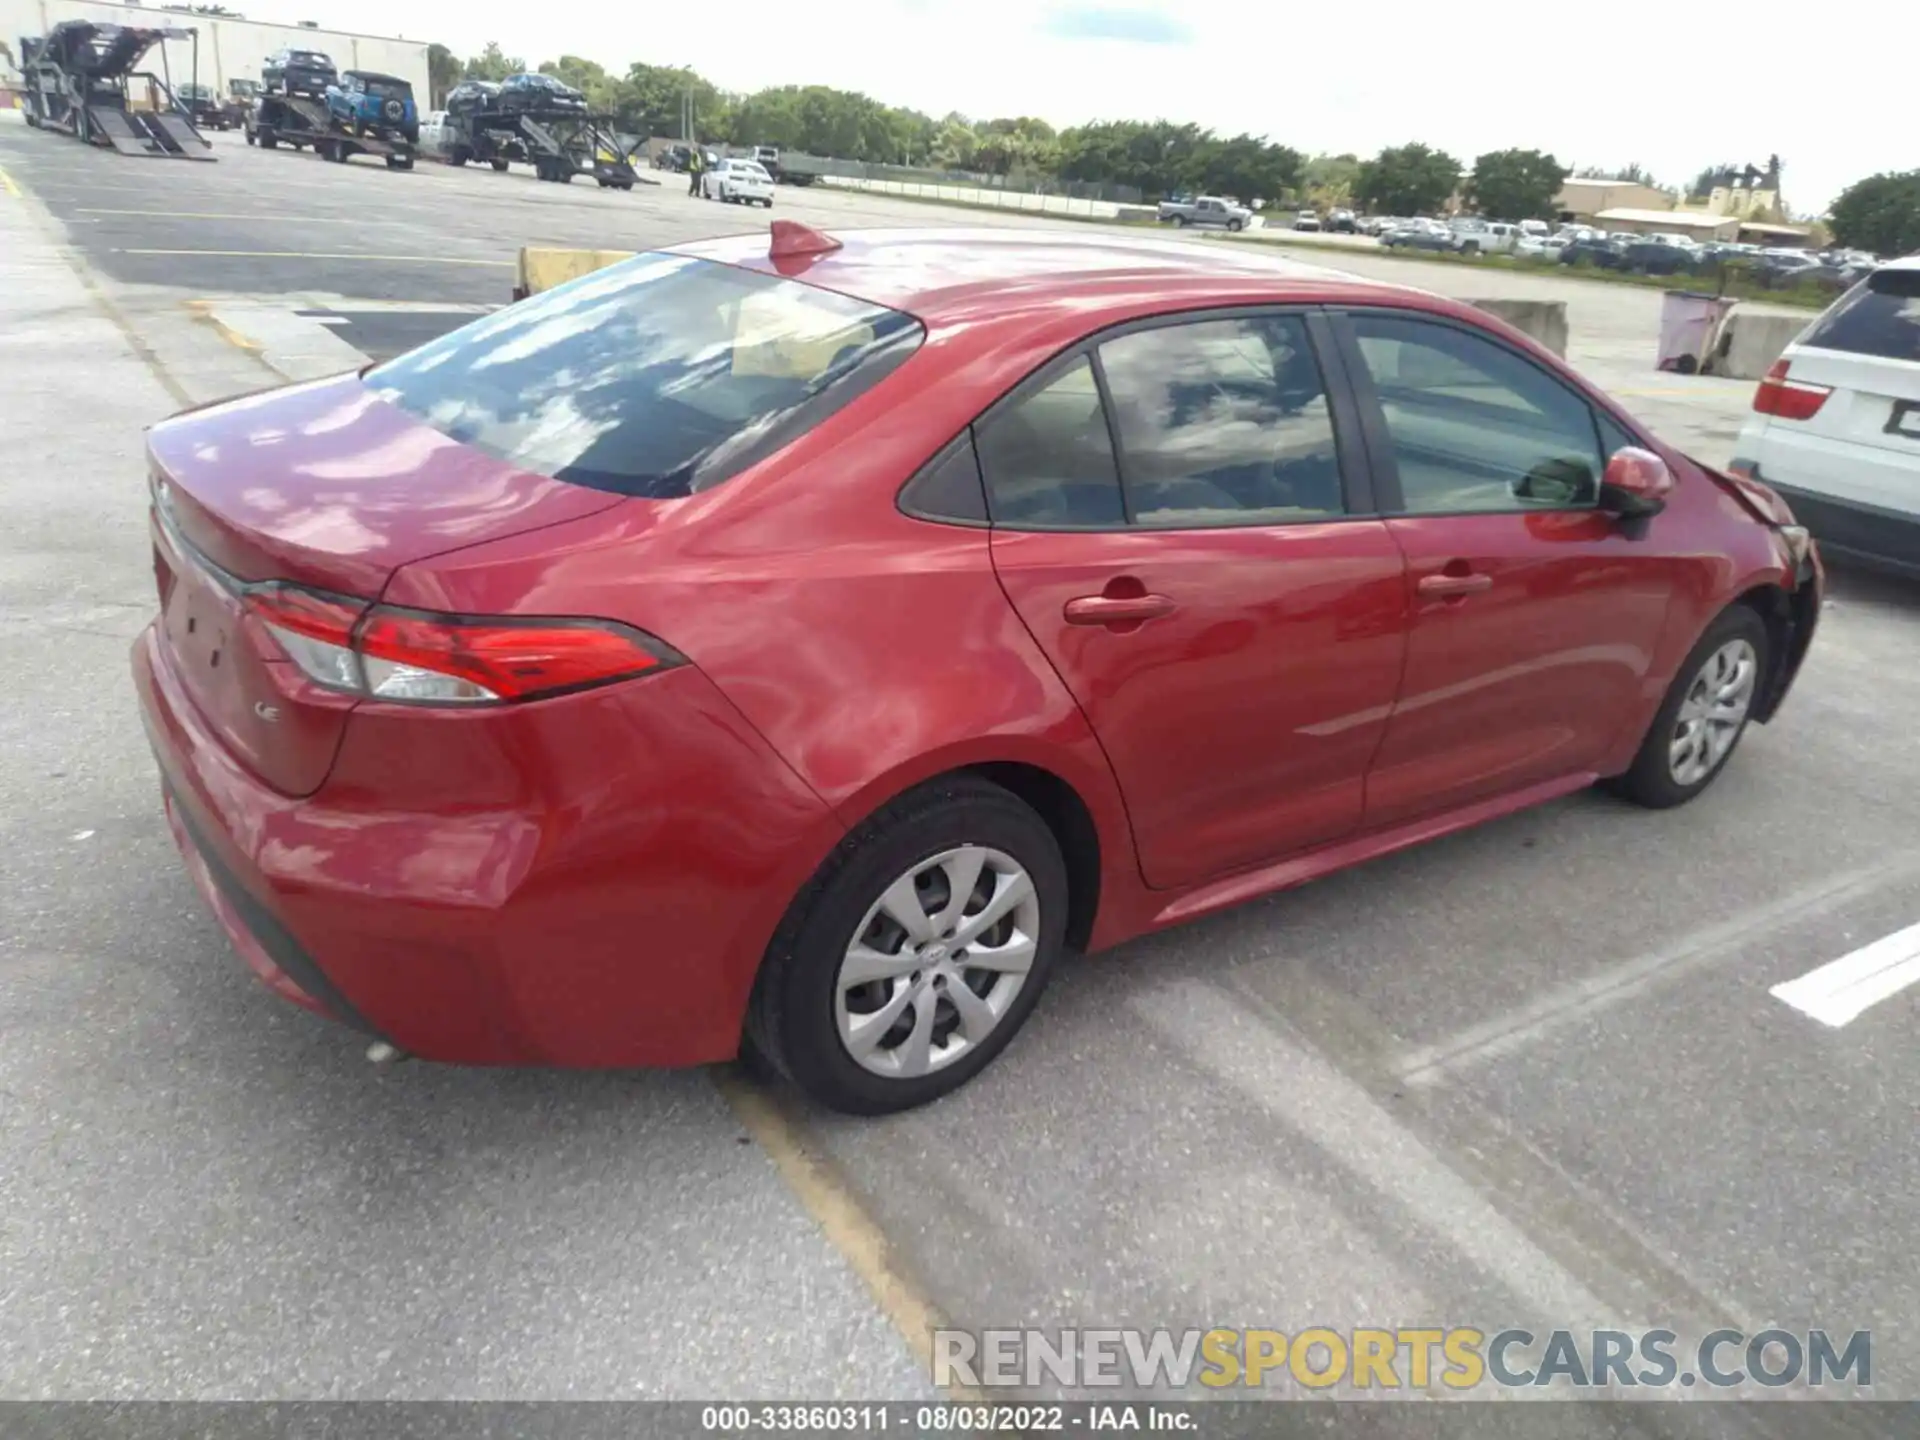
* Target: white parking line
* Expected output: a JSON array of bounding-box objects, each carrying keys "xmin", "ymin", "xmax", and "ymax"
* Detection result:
[{"xmin": 1771, "ymin": 921, "xmax": 1920, "ymax": 1027}]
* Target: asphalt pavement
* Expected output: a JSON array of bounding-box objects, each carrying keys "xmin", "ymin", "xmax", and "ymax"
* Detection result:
[{"xmin": 3, "ymin": 115, "xmax": 1919, "ymax": 1415}]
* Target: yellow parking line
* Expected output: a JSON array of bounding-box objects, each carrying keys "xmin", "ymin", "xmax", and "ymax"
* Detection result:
[
  {"xmin": 713, "ymin": 1068, "xmax": 983, "ymax": 1401},
  {"xmin": 0, "ymin": 165, "xmax": 20, "ymax": 199},
  {"xmin": 119, "ymin": 248, "xmax": 512, "ymax": 267}
]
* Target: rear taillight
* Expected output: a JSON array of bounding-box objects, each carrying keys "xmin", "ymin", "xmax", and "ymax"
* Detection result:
[
  {"xmin": 1753, "ymin": 360, "xmax": 1832, "ymax": 421},
  {"xmin": 241, "ymin": 585, "xmax": 679, "ymax": 705}
]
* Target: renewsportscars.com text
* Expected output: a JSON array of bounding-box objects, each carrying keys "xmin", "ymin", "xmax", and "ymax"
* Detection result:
[{"xmin": 933, "ymin": 1327, "xmax": 1871, "ymax": 1392}]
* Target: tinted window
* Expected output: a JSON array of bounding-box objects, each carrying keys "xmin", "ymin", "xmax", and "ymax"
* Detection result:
[
  {"xmin": 899, "ymin": 433, "xmax": 989, "ymax": 525},
  {"xmin": 975, "ymin": 356, "xmax": 1126, "ymax": 528},
  {"xmin": 1098, "ymin": 316, "xmax": 1344, "ymax": 526},
  {"xmin": 1798, "ymin": 268, "xmax": 1920, "ymax": 362},
  {"xmin": 1352, "ymin": 315, "xmax": 1603, "ymax": 513},
  {"xmin": 368, "ymin": 253, "xmax": 922, "ymax": 499}
]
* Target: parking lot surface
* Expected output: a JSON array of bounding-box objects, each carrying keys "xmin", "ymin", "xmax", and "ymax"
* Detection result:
[{"xmin": 4, "ymin": 117, "xmax": 1919, "ymax": 1416}]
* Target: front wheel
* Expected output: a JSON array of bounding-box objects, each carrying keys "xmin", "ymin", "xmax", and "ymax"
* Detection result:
[
  {"xmin": 490, "ymin": 157, "xmax": 510, "ymax": 172},
  {"xmin": 746, "ymin": 776, "xmax": 1069, "ymax": 1115},
  {"xmin": 1606, "ymin": 606, "xmax": 1769, "ymax": 808}
]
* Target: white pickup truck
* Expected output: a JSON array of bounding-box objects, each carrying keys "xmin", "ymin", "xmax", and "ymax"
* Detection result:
[
  {"xmin": 1157, "ymin": 195, "xmax": 1254, "ymax": 231},
  {"xmin": 1449, "ymin": 219, "xmax": 1521, "ymax": 256}
]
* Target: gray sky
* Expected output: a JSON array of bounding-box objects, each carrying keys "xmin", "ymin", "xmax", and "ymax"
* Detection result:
[{"xmin": 253, "ymin": 0, "xmax": 1898, "ymax": 214}]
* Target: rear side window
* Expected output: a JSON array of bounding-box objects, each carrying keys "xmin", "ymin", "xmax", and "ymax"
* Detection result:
[
  {"xmin": 1798, "ymin": 268, "xmax": 1920, "ymax": 362},
  {"xmin": 1097, "ymin": 315, "xmax": 1345, "ymax": 525},
  {"xmin": 975, "ymin": 356, "xmax": 1126, "ymax": 528},
  {"xmin": 367, "ymin": 254, "xmax": 923, "ymax": 499}
]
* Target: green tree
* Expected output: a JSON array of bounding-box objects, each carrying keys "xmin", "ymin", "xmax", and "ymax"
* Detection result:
[
  {"xmin": 1355, "ymin": 143, "xmax": 1461, "ymax": 216},
  {"xmin": 426, "ymin": 42, "xmax": 460, "ymax": 106},
  {"xmin": 1197, "ymin": 134, "xmax": 1303, "ymax": 205},
  {"xmin": 1465, "ymin": 148, "xmax": 1569, "ymax": 220},
  {"xmin": 617, "ymin": 63, "xmax": 729, "ymax": 141},
  {"xmin": 1828, "ymin": 170, "xmax": 1920, "ymax": 257},
  {"xmin": 462, "ymin": 43, "xmax": 524, "ymax": 82}
]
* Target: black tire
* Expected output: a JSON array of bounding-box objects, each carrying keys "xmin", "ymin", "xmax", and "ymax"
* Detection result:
[
  {"xmin": 746, "ymin": 776, "xmax": 1069, "ymax": 1115},
  {"xmin": 490, "ymin": 157, "xmax": 510, "ymax": 172},
  {"xmin": 385, "ymin": 153, "xmax": 413, "ymax": 170},
  {"xmin": 260, "ymin": 131, "xmax": 277, "ymax": 149},
  {"xmin": 1605, "ymin": 605, "xmax": 1770, "ymax": 809},
  {"xmin": 449, "ymin": 147, "xmax": 468, "ymax": 166}
]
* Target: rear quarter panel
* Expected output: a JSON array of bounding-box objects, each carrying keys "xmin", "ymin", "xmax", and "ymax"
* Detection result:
[{"xmin": 380, "ymin": 321, "xmax": 1147, "ymax": 947}]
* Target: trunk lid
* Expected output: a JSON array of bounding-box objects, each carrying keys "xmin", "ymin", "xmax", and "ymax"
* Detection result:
[{"xmin": 145, "ymin": 373, "xmax": 624, "ymax": 796}]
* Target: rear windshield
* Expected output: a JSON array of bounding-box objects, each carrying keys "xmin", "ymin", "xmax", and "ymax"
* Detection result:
[
  {"xmin": 293, "ymin": 52, "xmax": 330, "ymax": 65},
  {"xmin": 1799, "ymin": 268, "xmax": 1920, "ymax": 362},
  {"xmin": 366, "ymin": 254, "xmax": 923, "ymax": 498}
]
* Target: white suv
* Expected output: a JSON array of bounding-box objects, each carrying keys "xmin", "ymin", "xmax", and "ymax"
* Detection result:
[
  {"xmin": 1731, "ymin": 255, "xmax": 1920, "ymax": 577},
  {"xmin": 703, "ymin": 158, "xmax": 775, "ymax": 207}
]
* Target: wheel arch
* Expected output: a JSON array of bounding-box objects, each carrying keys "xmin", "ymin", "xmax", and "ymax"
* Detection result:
[
  {"xmin": 823, "ymin": 739, "xmax": 1133, "ymax": 957},
  {"xmin": 1731, "ymin": 578, "xmax": 1818, "ymax": 724}
]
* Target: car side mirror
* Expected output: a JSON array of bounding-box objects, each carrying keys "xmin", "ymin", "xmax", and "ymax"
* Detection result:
[{"xmin": 1599, "ymin": 446, "xmax": 1673, "ymax": 519}]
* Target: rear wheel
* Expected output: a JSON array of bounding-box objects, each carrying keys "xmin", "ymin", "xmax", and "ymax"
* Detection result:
[
  {"xmin": 1607, "ymin": 606, "xmax": 1769, "ymax": 808},
  {"xmin": 448, "ymin": 146, "xmax": 469, "ymax": 166},
  {"xmin": 746, "ymin": 776, "xmax": 1068, "ymax": 1115},
  {"xmin": 490, "ymin": 156, "xmax": 510, "ymax": 172},
  {"xmin": 260, "ymin": 131, "xmax": 278, "ymax": 149}
]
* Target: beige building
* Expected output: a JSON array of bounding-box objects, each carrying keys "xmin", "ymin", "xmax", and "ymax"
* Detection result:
[
  {"xmin": 1595, "ymin": 207, "xmax": 1740, "ymax": 242},
  {"xmin": 1555, "ymin": 177, "xmax": 1672, "ymax": 224}
]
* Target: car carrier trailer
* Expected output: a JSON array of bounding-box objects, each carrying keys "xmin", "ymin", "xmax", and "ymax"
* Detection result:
[
  {"xmin": 19, "ymin": 21, "xmax": 214, "ymax": 160},
  {"xmin": 244, "ymin": 93, "xmax": 415, "ymax": 169},
  {"xmin": 443, "ymin": 102, "xmax": 637, "ymax": 188}
]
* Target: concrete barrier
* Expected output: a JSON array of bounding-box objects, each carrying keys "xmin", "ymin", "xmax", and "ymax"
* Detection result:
[
  {"xmin": 514, "ymin": 246, "xmax": 636, "ymax": 301},
  {"xmin": 819, "ymin": 173, "xmax": 1134, "ymax": 221},
  {"xmin": 1709, "ymin": 311, "xmax": 1808, "ymax": 381},
  {"xmin": 1469, "ymin": 299, "xmax": 1570, "ymax": 358}
]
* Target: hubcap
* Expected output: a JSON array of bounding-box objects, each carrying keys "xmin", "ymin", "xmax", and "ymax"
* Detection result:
[
  {"xmin": 1669, "ymin": 638, "xmax": 1757, "ymax": 786},
  {"xmin": 834, "ymin": 846, "xmax": 1040, "ymax": 1080}
]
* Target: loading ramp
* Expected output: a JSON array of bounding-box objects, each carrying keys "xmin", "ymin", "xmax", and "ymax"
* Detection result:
[
  {"xmin": 445, "ymin": 104, "xmax": 638, "ymax": 188},
  {"xmin": 20, "ymin": 21, "xmax": 214, "ymax": 160}
]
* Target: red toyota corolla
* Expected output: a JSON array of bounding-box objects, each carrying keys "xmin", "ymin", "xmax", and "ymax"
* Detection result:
[{"xmin": 132, "ymin": 223, "xmax": 1823, "ymax": 1113}]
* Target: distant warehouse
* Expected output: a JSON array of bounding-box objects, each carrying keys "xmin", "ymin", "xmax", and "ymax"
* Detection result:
[{"xmin": 0, "ymin": 0, "xmax": 427, "ymax": 101}]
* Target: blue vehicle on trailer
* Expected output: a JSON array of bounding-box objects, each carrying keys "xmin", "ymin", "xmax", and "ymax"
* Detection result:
[{"xmin": 325, "ymin": 70, "xmax": 419, "ymax": 149}]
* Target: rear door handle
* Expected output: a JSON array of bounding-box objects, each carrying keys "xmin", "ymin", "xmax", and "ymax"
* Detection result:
[
  {"xmin": 1064, "ymin": 594, "xmax": 1177, "ymax": 626},
  {"xmin": 1417, "ymin": 573, "xmax": 1493, "ymax": 598}
]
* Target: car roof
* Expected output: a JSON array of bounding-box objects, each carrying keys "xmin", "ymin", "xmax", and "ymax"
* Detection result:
[{"xmin": 672, "ymin": 227, "xmax": 1419, "ymax": 323}]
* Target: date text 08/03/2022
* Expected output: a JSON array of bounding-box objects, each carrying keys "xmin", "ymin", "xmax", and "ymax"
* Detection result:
[{"xmin": 700, "ymin": 1405, "xmax": 1192, "ymax": 1432}]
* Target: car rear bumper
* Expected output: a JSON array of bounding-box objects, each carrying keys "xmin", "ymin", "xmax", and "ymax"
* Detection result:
[
  {"xmin": 132, "ymin": 621, "xmax": 845, "ymax": 1067},
  {"xmin": 1734, "ymin": 431, "xmax": 1920, "ymax": 577}
]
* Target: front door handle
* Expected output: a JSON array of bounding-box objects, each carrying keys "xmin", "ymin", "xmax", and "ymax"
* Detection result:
[
  {"xmin": 1417, "ymin": 572, "xmax": 1493, "ymax": 598},
  {"xmin": 1064, "ymin": 593, "xmax": 1177, "ymax": 626}
]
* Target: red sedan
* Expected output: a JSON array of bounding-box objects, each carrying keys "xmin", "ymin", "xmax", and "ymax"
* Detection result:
[{"xmin": 132, "ymin": 223, "xmax": 1823, "ymax": 1114}]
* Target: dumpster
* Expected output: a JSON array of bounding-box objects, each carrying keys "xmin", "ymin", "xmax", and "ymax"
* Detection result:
[{"xmin": 1658, "ymin": 291, "xmax": 1738, "ymax": 374}]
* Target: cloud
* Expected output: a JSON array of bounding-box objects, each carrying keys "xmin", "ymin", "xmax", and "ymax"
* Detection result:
[{"xmin": 1041, "ymin": 6, "xmax": 1195, "ymax": 43}]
